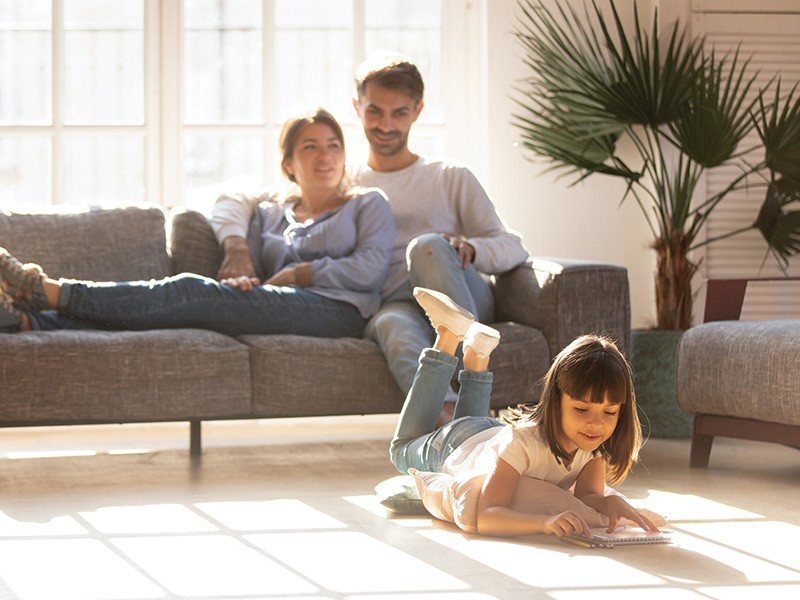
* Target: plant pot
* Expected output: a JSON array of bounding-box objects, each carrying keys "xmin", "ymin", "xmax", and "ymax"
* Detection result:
[{"xmin": 630, "ymin": 329, "xmax": 693, "ymax": 439}]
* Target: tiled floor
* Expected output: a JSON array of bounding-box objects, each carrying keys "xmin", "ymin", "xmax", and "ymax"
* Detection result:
[{"xmin": 0, "ymin": 416, "xmax": 798, "ymax": 600}]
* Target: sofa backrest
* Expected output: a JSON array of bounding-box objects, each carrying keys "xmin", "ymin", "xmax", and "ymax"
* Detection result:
[{"xmin": 0, "ymin": 205, "xmax": 172, "ymax": 282}]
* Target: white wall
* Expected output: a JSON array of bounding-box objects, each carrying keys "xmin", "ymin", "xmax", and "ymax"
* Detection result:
[{"xmin": 479, "ymin": 0, "xmax": 691, "ymax": 329}]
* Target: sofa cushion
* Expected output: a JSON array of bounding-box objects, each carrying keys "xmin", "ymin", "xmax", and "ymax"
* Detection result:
[
  {"xmin": 676, "ymin": 319, "xmax": 800, "ymax": 425},
  {"xmin": 242, "ymin": 335, "xmax": 404, "ymax": 417},
  {"xmin": 243, "ymin": 322, "xmax": 549, "ymax": 418},
  {"xmin": 169, "ymin": 207, "xmax": 223, "ymax": 278},
  {"xmin": 0, "ymin": 205, "xmax": 172, "ymax": 281},
  {"xmin": 487, "ymin": 322, "xmax": 550, "ymax": 408},
  {"xmin": 0, "ymin": 329, "xmax": 252, "ymax": 423}
]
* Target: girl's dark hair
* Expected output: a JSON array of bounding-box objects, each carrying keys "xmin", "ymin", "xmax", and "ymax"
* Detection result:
[{"xmin": 503, "ymin": 334, "xmax": 642, "ymax": 484}]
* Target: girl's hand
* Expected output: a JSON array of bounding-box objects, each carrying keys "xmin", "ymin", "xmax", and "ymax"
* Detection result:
[
  {"xmin": 602, "ymin": 495, "xmax": 660, "ymax": 533},
  {"xmin": 221, "ymin": 275, "xmax": 261, "ymax": 291},
  {"xmin": 543, "ymin": 510, "xmax": 593, "ymax": 539}
]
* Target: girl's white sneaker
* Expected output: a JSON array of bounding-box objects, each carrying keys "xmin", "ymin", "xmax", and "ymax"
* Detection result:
[
  {"xmin": 463, "ymin": 322, "xmax": 501, "ymax": 358},
  {"xmin": 413, "ymin": 287, "xmax": 474, "ymax": 338}
]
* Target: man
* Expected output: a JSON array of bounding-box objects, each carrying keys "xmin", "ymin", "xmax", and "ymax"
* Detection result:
[{"xmin": 212, "ymin": 54, "xmax": 528, "ymax": 420}]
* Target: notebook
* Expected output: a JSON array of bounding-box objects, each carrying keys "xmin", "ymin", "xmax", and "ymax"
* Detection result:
[{"xmin": 589, "ymin": 526, "xmax": 672, "ymax": 546}]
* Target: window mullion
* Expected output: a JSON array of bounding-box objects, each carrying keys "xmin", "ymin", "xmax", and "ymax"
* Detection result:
[
  {"xmin": 160, "ymin": 0, "xmax": 182, "ymax": 207},
  {"xmin": 263, "ymin": 0, "xmax": 276, "ymax": 183},
  {"xmin": 352, "ymin": 0, "xmax": 365, "ymax": 67},
  {"xmin": 52, "ymin": 0, "xmax": 64, "ymax": 204},
  {"xmin": 144, "ymin": 0, "xmax": 160, "ymax": 206}
]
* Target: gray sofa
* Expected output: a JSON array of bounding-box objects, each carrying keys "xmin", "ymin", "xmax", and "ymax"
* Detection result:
[{"xmin": 0, "ymin": 204, "xmax": 631, "ymax": 455}]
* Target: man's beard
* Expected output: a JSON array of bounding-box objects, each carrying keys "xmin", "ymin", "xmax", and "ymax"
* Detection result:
[{"xmin": 367, "ymin": 128, "xmax": 408, "ymax": 157}]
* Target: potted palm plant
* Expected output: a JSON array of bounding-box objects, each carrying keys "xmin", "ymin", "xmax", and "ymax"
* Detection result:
[
  {"xmin": 512, "ymin": 0, "xmax": 800, "ymax": 332},
  {"xmin": 512, "ymin": 0, "xmax": 800, "ymax": 436}
]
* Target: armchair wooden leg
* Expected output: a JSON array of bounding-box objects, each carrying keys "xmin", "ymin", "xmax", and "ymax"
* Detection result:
[
  {"xmin": 190, "ymin": 420, "xmax": 202, "ymax": 457},
  {"xmin": 689, "ymin": 415, "xmax": 713, "ymax": 468}
]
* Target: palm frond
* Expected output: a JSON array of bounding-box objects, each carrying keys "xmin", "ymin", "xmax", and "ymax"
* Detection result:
[
  {"xmin": 754, "ymin": 177, "xmax": 800, "ymax": 267},
  {"xmin": 754, "ymin": 81, "xmax": 800, "ymax": 180},
  {"xmin": 671, "ymin": 47, "xmax": 759, "ymax": 167}
]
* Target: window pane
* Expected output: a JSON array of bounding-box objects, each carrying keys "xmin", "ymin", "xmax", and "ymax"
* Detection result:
[
  {"xmin": 275, "ymin": 0, "xmax": 351, "ymax": 28},
  {"xmin": 184, "ymin": 0, "xmax": 263, "ymax": 124},
  {"xmin": 365, "ymin": 0, "xmax": 442, "ymax": 123},
  {"xmin": 274, "ymin": 0, "xmax": 352, "ymax": 124},
  {"xmin": 64, "ymin": 137, "xmax": 143, "ymax": 204},
  {"xmin": 63, "ymin": 0, "xmax": 143, "ymax": 125},
  {"xmin": 184, "ymin": 135, "xmax": 264, "ymax": 214},
  {"xmin": 0, "ymin": 1, "xmax": 52, "ymax": 125},
  {"xmin": 275, "ymin": 30, "xmax": 353, "ymax": 124},
  {"xmin": 0, "ymin": 137, "xmax": 51, "ymax": 209}
]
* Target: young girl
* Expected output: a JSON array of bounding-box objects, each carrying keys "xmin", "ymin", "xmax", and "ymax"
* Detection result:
[{"xmin": 391, "ymin": 287, "xmax": 659, "ymax": 539}]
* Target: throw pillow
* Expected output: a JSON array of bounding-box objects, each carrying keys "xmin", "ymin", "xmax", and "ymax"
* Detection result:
[{"xmin": 374, "ymin": 475, "xmax": 430, "ymax": 515}]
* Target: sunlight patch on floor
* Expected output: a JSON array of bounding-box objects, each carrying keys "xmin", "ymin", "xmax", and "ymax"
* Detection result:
[
  {"xmin": 0, "ymin": 538, "xmax": 163, "ymax": 600},
  {"xmin": 6, "ymin": 450, "xmax": 98, "ymax": 459},
  {"xmin": 417, "ymin": 529, "xmax": 663, "ymax": 588},
  {"xmin": 0, "ymin": 511, "xmax": 87, "ymax": 537},
  {"xmin": 675, "ymin": 521, "xmax": 800, "ymax": 572},
  {"xmin": 112, "ymin": 534, "xmax": 318, "ymax": 596},
  {"xmin": 195, "ymin": 498, "xmax": 347, "ymax": 530},
  {"xmin": 80, "ymin": 504, "xmax": 218, "ymax": 534},
  {"xmin": 550, "ymin": 589, "xmax": 708, "ymax": 599},
  {"xmin": 637, "ymin": 490, "xmax": 763, "ymax": 521},
  {"xmin": 247, "ymin": 531, "xmax": 471, "ymax": 594},
  {"xmin": 698, "ymin": 584, "xmax": 800, "ymax": 600}
]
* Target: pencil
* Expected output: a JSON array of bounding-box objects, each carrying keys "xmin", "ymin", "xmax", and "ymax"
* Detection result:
[
  {"xmin": 562, "ymin": 536, "xmax": 615, "ymax": 549},
  {"xmin": 562, "ymin": 536, "xmax": 597, "ymax": 549}
]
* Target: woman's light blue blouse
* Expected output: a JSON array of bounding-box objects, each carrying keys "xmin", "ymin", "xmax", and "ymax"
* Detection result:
[{"xmin": 246, "ymin": 188, "xmax": 394, "ymax": 318}]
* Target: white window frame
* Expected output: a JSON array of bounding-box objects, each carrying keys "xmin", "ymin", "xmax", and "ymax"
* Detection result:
[{"xmin": 1, "ymin": 0, "xmax": 482, "ymax": 209}]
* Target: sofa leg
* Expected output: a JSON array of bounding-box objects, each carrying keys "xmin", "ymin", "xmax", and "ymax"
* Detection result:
[
  {"xmin": 190, "ymin": 420, "xmax": 202, "ymax": 457},
  {"xmin": 689, "ymin": 415, "xmax": 713, "ymax": 468}
]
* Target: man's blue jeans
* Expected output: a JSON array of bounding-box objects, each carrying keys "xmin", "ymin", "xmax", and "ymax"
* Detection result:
[
  {"xmin": 366, "ymin": 233, "xmax": 495, "ymax": 399},
  {"xmin": 27, "ymin": 273, "xmax": 365, "ymax": 338},
  {"xmin": 390, "ymin": 348, "xmax": 502, "ymax": 474}
]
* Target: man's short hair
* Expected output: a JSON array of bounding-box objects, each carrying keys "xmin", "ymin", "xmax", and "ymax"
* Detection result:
[{"xmin": 355, "ymin": 52, "xmax": 424, "ymax": 103}]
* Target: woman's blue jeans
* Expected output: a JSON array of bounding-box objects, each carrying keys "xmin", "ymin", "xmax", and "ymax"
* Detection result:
[
  {"xmin": 390, "ymin": 348, "xmax": 502, "ymax": 474},
  {"xmin": 27, "ymin": 273, "xmax": 365, "ymax": 338}
]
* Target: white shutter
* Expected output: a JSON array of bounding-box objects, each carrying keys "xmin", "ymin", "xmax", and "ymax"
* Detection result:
[{"xmin": 693, "ymin": 0, "xmax": 800, "ymax": 320}]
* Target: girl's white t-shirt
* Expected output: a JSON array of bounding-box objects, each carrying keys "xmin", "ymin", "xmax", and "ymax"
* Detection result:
[{"xmin": 442, "ymin": 424, "xmax": 596, "ymax": 490}]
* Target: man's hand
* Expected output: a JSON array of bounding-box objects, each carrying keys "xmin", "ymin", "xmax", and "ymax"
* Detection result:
[
  {"xmin": 218, "ymin": 236, "xmax": 257, "ymax": 281},
  {"xmin": 441, "ymin": 234, "xmax": 475, "ymax": 269}
]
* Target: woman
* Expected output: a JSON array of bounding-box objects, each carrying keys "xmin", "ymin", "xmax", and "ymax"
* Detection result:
[{"xmin": 0, "ymin": 108, "xmax": 394, "ymax": 338}]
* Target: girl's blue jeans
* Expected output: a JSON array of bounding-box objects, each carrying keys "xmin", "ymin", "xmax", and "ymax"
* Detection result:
[
  {"xmin": 27, "ymin": 273, "xmax": 366, "ymax": 338},
  {"xmin": 390, "ymin": 348, "xmax": 502, "ymax": 474}
]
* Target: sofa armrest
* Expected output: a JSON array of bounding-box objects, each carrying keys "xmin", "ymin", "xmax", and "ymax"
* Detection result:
[
  {"xmin": 168, "ymin": 208, "xmax": 223, "ymax": 278},
  {"xmin": 493, "ymin": 257, "xmax": 631, "ymax": 358}
]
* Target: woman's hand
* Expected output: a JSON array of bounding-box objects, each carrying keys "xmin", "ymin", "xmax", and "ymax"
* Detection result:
[
  {"xmin": 221, "ymin": 275, "xmax": 261, "ymax": 291},
  {"xmin": 600, "ymin": 494, "xmax": 661, "ymax": 533},
  {"xmin": 264, "ymin": 266, "xmax": 297, "ymax": 287}
]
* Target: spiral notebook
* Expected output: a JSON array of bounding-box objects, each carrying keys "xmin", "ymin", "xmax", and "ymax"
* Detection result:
[{"xmin": 590, "ymin": 526, "xmax": 672, "ymax": 546}]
